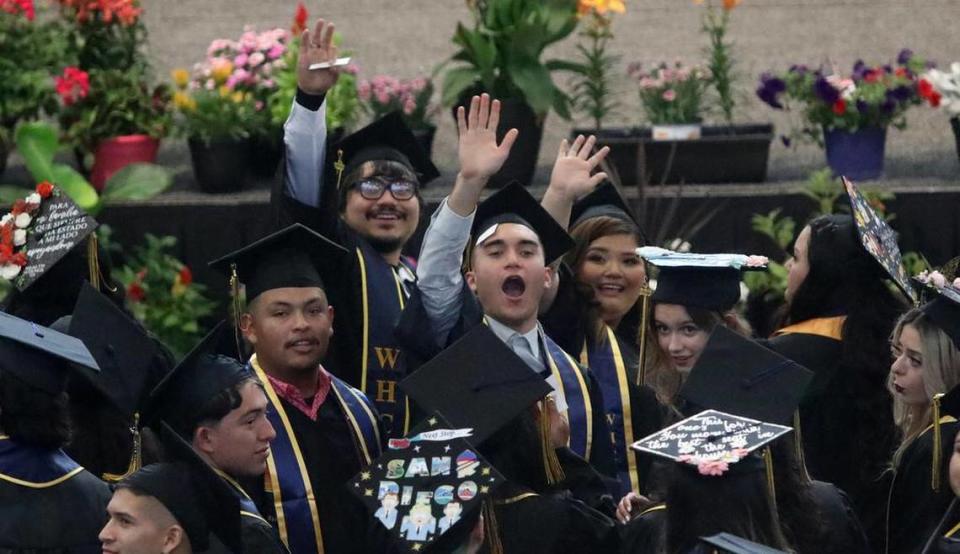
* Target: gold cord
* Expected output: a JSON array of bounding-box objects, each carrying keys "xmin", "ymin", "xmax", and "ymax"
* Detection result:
[
  {"xmin": 636, "ymin": 284, "xmax": 652, "ymax": 386},
  {"xmin": 933, "ymin": 393, "xmax": 945, "ymax": 492}
]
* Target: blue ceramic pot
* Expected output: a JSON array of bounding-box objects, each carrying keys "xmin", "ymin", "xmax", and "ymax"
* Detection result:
[{"xmin": 823, "ymin": 126, "xmax": 887, "ymax": 181}]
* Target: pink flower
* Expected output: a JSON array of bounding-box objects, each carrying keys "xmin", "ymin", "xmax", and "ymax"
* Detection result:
[
  {"xmin": 255, "ymin": 100, "xmax": 265, "ymax": 111},
  {"xmin": 662, "ymin": 89, "xmax": 677, "ymax": 102},
  {"xmin": 267, "ymin": 44, "xmax": 285, "ymax": 60},
  {"xmin": 745, "ymin": 255, "xmax": 769, "ymax": 268},
  {"xmin": 411, "ymin": 77, "xmax": 428, "ymax": 92},
  {"xmin": 357, "ymin": 80, "xmax": 371, "ymax": 102},
  {"xmin": 930, "ymin": 271, "xmax": 948, "ymax": 288},
  {"xmin": 375, "ymin": 90, "xmax": 391, "ymax": 105},
  {"xmin": 263, "ymin": 79, "xmax": 275, "ymax": 88},
  {"xmin": 403, "ymin": 96, "xmax": 417, "ymax": 115},
  {"xmin": 697, "ymin": 459, "xmax": 730, "ymax": 476},
  {"xmin": 234, "ymin": 53, "xmax": 249, "ymax": 67},
  {"xmin": 953, "ymin": 278, "xmax": 960, "ymax": 289},
  {"xmin": 248, "ymin": 52, "xmax": 265, "ymax": 66},
  {"xmin": 343, "ymin": 63, "xmax": 359, "ymax": 75}
]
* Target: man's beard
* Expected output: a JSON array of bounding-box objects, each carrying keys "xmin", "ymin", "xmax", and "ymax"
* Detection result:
[{"xmin": 364, "ymin": 234, "xmax": 405, "ymax": 255}]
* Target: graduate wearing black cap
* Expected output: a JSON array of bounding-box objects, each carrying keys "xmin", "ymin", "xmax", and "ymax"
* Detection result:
[
  {"xmin": 145, "ymin": 323, "xmax": 288, "ymax": 553},
  {"xmin": 539, "ymin": 182, "xmax": 663, "ymax": 499},
  {"xmin": 209, "ymin": 224, "xmax": 400, "ymax": 554},
  {"xmin": 0, "ymin": 312, "xmax": 112, "ymax": 551},
  {"xmin": 762, "ymin": 204, "xmax": 909, "ymax": 549},
  {"xmin": 395, "ymin": 95, "xmax": 618, "ymax": 486},
  {"xmin": 922, "ymin": 378, "xmax": 960, "ymax": 554},
  {"xmin": 884, "ymin": 276, "xmax": 960, "ymax": 554},
  {"xmin": 273, "ymin": 18, "xmax": 441, "ymax": 440}
]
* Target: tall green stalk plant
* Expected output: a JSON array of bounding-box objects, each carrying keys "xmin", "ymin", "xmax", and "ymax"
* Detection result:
[
  {"xmin": 571, "ymin": 9, "xmax": 621, "ymax": 129},
  {"xmin": 699, "ymin": 0, "xmax": 738, "ymax": 126}
]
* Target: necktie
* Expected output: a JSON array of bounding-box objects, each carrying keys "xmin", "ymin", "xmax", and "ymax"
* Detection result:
[{"xmin": 507, "ymin": 333, "xmax": 546, "ymax": 374}]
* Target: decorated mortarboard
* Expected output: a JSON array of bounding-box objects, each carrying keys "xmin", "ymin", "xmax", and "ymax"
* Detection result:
[
  {"xmin": 118, "ymin": 422, "xmax": 241, "ymax": 553},
  {"xmin": 329, "ymin": 111, "xmax": 440, "ymax": 191},
  {"xmin": 63, "ymin": 282, "xmax": 158, "ymax": 416},
  {"xmin": 569, "ymin": 182, "xmax": 645, "ymax": 240},
  {"xmin": 679, "ymin": 326, "xmax": 813, "ymax": 425},
  {"xmin": 0, "ymin": 310, "xmax": 98, "ymax": 393},
  {"xmin": 0, "ymin": 183, "xmax": 97, "ymax": 292},
  {"xmin": 630, "ymin": 409, "xmax": 791, "ymax": 474},
  {"xmin": 914, "ymin": 265, "xmax": 960, "ymax": 350},
  {"xmin": 698, "ymin": 533, "xmax": 787, "ymax": 554},
  {"xmin": 208, "ymin": 223, "xmax": 347, "ymax": 303},
  {"xmin": 640, "ymin": 246, "xmax": 768, "ymax": 311},
  {"xmin": 143, "ymin": 321, "xmax": 254, "ymax": 433},
  {"xmin": 399, "ymin": 324, "xmax": 552, "ymax": 446},
  {"xmin": 842, "ymin": 176, "xmax": 916, "ymax": 303},
  {"xmin": 470, "ymin": 182, "xmax": 575, "ymax": 265},
  {"xmin": 350, "ymin": 415, "xmax": 503, "ymax": 553}
]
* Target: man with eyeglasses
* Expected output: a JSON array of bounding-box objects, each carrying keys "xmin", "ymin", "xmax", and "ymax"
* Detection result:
[{"xmin": 273, "ymin": 17, "xmax": 439, "ymax": 438}]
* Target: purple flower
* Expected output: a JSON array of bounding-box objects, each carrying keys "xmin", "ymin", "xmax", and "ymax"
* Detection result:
[
  {"xmin": 897, "ymin": 48, "xmax": 913, "ymax": 65},
  {"xmin": 780, "ymin": 135, "xmax": 792, "ymax": 147},
  {"xmin": 882, "ymin": 64, "xmax": 893, "ymax": 74},
  {"xmin": 855, "ymin": 99, "xmax": 869, "ymax": 114},
  {"xmin": 756, "ymin": 73, "xmax": 786, "ymax": 109},
  {"xmin": 852, "ymin": 60, "xmax": 867, "ymax": 80},
  {"xmin": 789, "ymin": 64, "xmax": 809, "ymax": 75},
  {"xmin": 813, "ymin": 76, "xmax": 840, "ymax": 104},
  {"xmin": 887, "ymin": 85, "xmax": 913, "ymax": 103},
  {"xmin": 880, "ymin": 99, "xmax": 896, "ymax": 114}
]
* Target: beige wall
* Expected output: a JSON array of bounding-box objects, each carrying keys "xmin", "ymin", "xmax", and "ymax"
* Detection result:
[{"xmin": 141, "ymin": 0, "xmax": 960, "ymax": 180}]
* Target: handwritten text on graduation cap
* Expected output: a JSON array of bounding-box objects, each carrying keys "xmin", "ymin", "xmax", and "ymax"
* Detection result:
[{"xmin": 630, "ymin": 410, "xmax": 791, "ymax": 462}]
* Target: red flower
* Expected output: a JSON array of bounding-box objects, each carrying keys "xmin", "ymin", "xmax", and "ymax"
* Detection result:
[
  {"xmin": 10, "ymin": 252, "xmax": 27, "ymax": 267},
  {"xmin": 10, "ymin": 199, "xmax": 25, "ymax": 216},
  {"xmin": 894, "ymin": 67, "xmax": 908, "ymax": 78},
  {"xmin": 54, "ymin": 67, "xmax": 90, "ymax": 106},
  {"xmin": 178, "ymin": 266, "xmax": 193, "ymax": 286},
  {"xmin": 36, "ymin": 181, "xmax": 54, "ymax": 198},
  {"xmin": 832, "ymin": 99, "xmax": 847, "ymax": 115},
  {"xmin": 918, "ymin": 79, "xmax": 935, "ymax": 98},
  {"xmin": 863, "ymin": 69, "xmax": 880, "ymax": 84},
  {"xmin": 127, "ymin": 281, "xmax": 145, "ymax": 302},
  {"xmin": 0, "ymin": 244, "xmax": 13, "ymax": 263},
  {"xmin": 929, "ymin": 91, "xmax": 942, "ymax": 108},
  {"xmin": 0, "ymin": 0, "xmax": 34, "ymax": 20},
  {"xmin": 292, "ymin": 2, "xmax": 308, "ymax": 35},
  {"xmin": 0, "ymin": 223, "xmax": 12, "ymax": 246}
]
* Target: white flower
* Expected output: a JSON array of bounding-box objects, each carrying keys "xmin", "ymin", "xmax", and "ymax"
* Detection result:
[
  {"xmin": 930, "ymin": 271, "xmax": 948, "ymax": 288},
  {"xmin": 13, "ymin": 229, "xmax": 26, "ymax": 246},
  {"xmin": 0, "ymin": 214, "xmax": 11, "ymax": 226},
  {"xmin": 745, "ymin": 255, "xmax": 769, "ymax": 268},
  {"xmin": 0, "ymin": 264, "xmax": 21, "ymax": 280},
  {"xmin": 24, "ymin": 193, "xmax": 40, "ymax": 205},
  {"xmin": 954, "ymin": 278, "xmax": 960, "ymax": 289},
  {"xmin": 925, "ymin": 62, "xmax": 960, "ymax": 117},
  {"xmin": 14, "ymin": 213, "xmax": 31, "ymax": 229}
]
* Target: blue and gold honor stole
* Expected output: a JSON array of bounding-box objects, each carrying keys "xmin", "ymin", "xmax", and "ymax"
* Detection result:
[
  {"xmin": 214, "ymin": 466, "xmax": 272, "ymax": 525},
  {"xmin": 249, "ymin": 355, "xmax": 325, "ymax": 553},
  {"xmin": 542, "ymin": 334, "xmax": 594, "ymax": 461},
  {"xmin": 329, "ymin": 375, "xmax": 382, "ymax": 465},
  {"xmin": 0, "ymin": 435, "xmax": 83, "ymax": 488},
  {"xmin": 580, "ymin": 326, "xmax": 638, "ymax": 497},
  {"xmin": 355, "ymin": 242, "xmax": 412, "ymax": 438}
]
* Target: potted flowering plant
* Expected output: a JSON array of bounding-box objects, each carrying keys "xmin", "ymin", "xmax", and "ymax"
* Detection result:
[
  {"xmin": 756, "ymin": 49, "xmax": 936, "ymax": 180},
  {"xmin": 358, "ymin": 75, "xmax": 437, "ymax": 157},
  {"xmin": 923, "ymin": 62, "xmax": 960, "ymax": 162},
  {"xmin": 442, "ymin": 0, "xmax": 582, "ymax": 187},
  {"xmin": 0, "ymin": 0, "xmax": 71, "ymax": 178},
  {"xmin": 631, "ymin": 60, "xmax": 710, "ymax": 136},
  {"xmin": 54, "ymin": 0, "xmax": 171, "ymax": 190}
]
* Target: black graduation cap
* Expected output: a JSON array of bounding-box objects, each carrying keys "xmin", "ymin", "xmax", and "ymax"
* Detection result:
[
  {"xmin": 569, "ymin": 182, "xmax": 645, "ymax": 240},
  {"xmin": 642, "ymin": 247, "xmax": 768, "ymax": 311},
  {"xmin": 679, "ymin": 326, "xmax": 814, "ymax": 425},
  {"xmin": 630, "ymin": 409, "xmax": 791, "ymax": 469},
  {"xmin": 143, "ymin": 321, "xmax": 254, "ymax": 433},
  {"xmin": 471, "ymin": 182, "xmax": 575, "ymax": 266},
  {"xmin": 119, "ymin": 422, "xmax": 241, "ymax": 553},
  {"xmin": 399, "ymin": 324, "xmax": 552, "ymax": 446},
  {"xmin": 349, "ymin": 415, "xmax": 502, "ymax": 553},
  {"xmin": 699, "ymin": 533, "xmax": 788, "ymax": 554},
  {"xmin": 208, "ymin": 223, "xmax": 347, "ymax": 303},
  {"xmin": 62, "ymin": 282, "xmax": 158, "ymax": 416},
  {"xmin": 921, "ymin": 285, "xmax": 960, "ymax": 351},
  {"xmin": 0, "ymin": 310, "xmax": 98, "ymax": 393},
  {"xmin": 841, "ymin": 176, "xmax": 916, "ymax": 303},
  {"xmin": 329, "ymin": 111, "xmax": 441, "ymax": 193}
]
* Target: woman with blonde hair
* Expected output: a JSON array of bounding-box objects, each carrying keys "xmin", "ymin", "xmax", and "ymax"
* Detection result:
[{"xmin": 885, "ymin": 280, "xmax": 960, "ymax": 554}]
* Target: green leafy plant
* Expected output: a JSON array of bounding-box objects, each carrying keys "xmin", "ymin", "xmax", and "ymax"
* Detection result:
[
  {"xmin": 115, "ymin": 234, "xmax": 217, "ymax": 358},
  {"xmin": 0, "ymin": 122, "xmax": 171, "ymax": 212},
  {"xmin": 697, "ymin": 0, "xmax": 741, "ymax": 126},
  {"xmin": 569, "ymin": 1, "xmax": 623, "ymax": 129},
  {"xmin": 442, "ymin": 0, "xmax": 583, "ymax": 119},
  {"xmin": 628, "ymin": 61, "xmax": 711, "ymax": 124}
]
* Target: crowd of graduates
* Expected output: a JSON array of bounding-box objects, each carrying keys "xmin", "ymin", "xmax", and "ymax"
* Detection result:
[{"xmin": 2, "ymin": 16, "xmax": 960, "ymax": 554}]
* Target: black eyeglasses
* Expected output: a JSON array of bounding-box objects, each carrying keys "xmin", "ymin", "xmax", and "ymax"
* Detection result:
[{"xmin": 352, "ymin": 178, "xmax": 418, "ymax": 201}]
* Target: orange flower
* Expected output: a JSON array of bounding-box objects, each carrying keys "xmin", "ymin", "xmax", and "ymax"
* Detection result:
[
  {"xmin": 722, "ymin": 0, "xmax": 741, "ymax": 10},
  {"xmin": 578, "ymin": 0, "xmax": 625, "ymax": 16}
]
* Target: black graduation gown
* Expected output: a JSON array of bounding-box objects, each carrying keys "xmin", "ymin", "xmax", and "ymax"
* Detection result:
[
  {"xmin": 240, "ymin": 514, "xmax": 289, "ymax": 554},
  {"xmin": 272, "ymin": 176, "xmax": 415, "ymax": 438},
  {"xmin": 885, "ymin": 419, "xmax": 960, "ymax": 554},
  {"xmin": 922, "ymin": 498, "xmax": 960, "ymax": 554},
  {"xmin": 761, "ymin": 329, "xmax": 893, "ymax": 547},
  {"xmin": 395, "ymin": 281, "xmax": 619, "ymax": 481},
  {"xmin": 808, "ymin": 480, "xmax": 871, "ymax": 554},
  {"xmin": 0, "ymin": 468, "xmax": 110, "ymax": 553},
  {"xmin": 541, "ymin": 270, "xmax": 664, "ymax": 497},
  {"xmin": 245, "ymin": 396, "xmax": 399, "ymax": 554},
  {"xmin": 620, "ymin": 503, "xmax": 666, "ymax": 553},
  {"xmin": 486, "ymin": 483, "xmax": 620, "ymax": 554}
]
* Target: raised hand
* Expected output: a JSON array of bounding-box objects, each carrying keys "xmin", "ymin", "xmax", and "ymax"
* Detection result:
[
  {"xmin": 547, "ymin": 134, "xmax": 610, "ymax": 202},
  {"xmin": 297, "ymin": 18, "xmax": 339, "ymax": 96},
  {"xmin": 457, "ymin": 94, "xmax": 518, "ymax": 185}
]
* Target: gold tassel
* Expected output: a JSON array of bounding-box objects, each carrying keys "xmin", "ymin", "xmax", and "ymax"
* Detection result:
[
  {"xmin": 539, "ymin": 400, "xmax": 565, "ymax": 485},
  {"xmin": 933, "ymin": 392, "xmax": 945, "ymax": 492},
  {"xmin": 229, "ymin": 263, "xmax": 244, "ymax": 360},
  {"xmin": 334, "ymin": 149, "xmax": 346, "ymax": 189},
  {"xmin": 763, "ymin": 446, "xmax": 777, "ymax": 508},
  {"xmin": 482, "ymin": 498, "xmax": 503, "ymax": 554},
  {"xmin": 103, "ymin": 413, "xmax": 142, "ymax": 482},
  {"xmin": 636, "ymin": 284, "xmax": 652, "ymax": 386},
  {"xmin": 86, "ymin": 233, "xmax": 116, "ymax": 293}
]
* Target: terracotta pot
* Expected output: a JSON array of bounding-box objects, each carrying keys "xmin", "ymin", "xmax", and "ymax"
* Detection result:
[{"xmin": 90, "ymin": 135, "xmax": 161, "ymax": 191}]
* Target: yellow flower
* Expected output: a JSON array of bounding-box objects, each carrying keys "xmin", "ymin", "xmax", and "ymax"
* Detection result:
[
  {"xmin": 210, "ymin": 59, "xmax": 234, "ymax": 86},
  {"xmin": 231, "ymin": 91, "xmax": 245, "ymax": 104},
  {"xmin": 171, "ymin": 68, "xmax": 190, "ymax": 89},
  {"xmin": 218, "ymin": 85, "xmax": 231, "ymax": 98},
  {"xmin": 172, "ymin": 91, "xmax": 196, "ymax": 112},
  {"xmin": 578, "ymin": 0, "xmax": 625, "ymax": 16}
]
